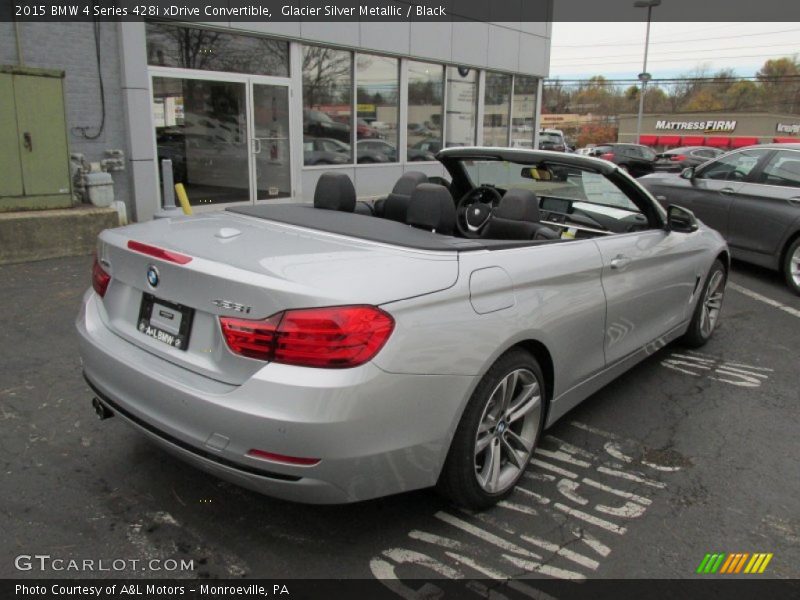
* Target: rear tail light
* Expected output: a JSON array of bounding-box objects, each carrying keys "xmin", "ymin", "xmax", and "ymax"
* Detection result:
[
  {"xmin": 92, "ymin": 258, "xmax": 111, "ymax": 297},
  {"xmin": 670, "ymin": 154, "xmax": 687, "ymax": 161},
  {"xmin": 219, "ymin": 305, "xmax": 395, "ymax": 368},
  {"xmin": 600, "ymin": 153, "xmax": 615, "ymax": 161}
]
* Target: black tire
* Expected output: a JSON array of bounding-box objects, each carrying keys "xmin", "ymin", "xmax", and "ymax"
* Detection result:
[
  {"xmin": 782, "ymin": 237, "xmax": 800, "ymax": 296},
  {"xmin": 437, "ymin": 348, "xmax": 545, "ymax": 510},
  {"xmin": 681, "ymin": 259, "xmax": 727, "ymax": 348}
]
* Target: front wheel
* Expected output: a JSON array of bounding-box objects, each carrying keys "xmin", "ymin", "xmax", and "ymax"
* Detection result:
[
  {"xmin": 782, "ymin": 237, "xmax": 800, "ymax": 295},
  {"xmin": 682, "ymin": 259, "xmax": 726, "ymax": 347},
  {"xmin": 437, "ymin": 349, "xmax": 545, "ymax": 510}
]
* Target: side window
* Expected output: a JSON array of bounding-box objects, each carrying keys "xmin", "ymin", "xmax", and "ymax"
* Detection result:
[
  {"xmin": 759, "ymin": 151, "xmax": 800, "ymax": 188},
  {"xmin": 697, "ymin": 149, "xmax": 768, "ymax": 181},
  {"xmin": 694, "ymin": 149, "xmax": 715, "ymax": 158},
  {"xmin": 640, "ymin": 147, "xmax": 656, "ymax": 161}
]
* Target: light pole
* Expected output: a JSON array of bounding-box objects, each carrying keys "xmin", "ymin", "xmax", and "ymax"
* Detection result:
[{"xmin": 634, "ymin": 0, "xmax": 660, "ymax": 145}]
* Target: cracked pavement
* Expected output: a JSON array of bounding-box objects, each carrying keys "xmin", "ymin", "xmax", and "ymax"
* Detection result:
[{"xmin": 1, "ymin": 255, "xmax": 798, "ymax": 584}]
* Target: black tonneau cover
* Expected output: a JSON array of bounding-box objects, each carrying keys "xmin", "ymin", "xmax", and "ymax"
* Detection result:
[{"xmin": 227, "ymin": 204, "xmax": 554, "ymax": 252}]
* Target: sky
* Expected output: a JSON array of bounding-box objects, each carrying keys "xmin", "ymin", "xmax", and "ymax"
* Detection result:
[{"xmin": 549, "ymin": 22, "xmax": 800, "ymax": 80}]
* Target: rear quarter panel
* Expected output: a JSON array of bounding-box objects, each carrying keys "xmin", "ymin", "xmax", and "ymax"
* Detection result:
[{"xmin": 374, "ymin": 239, "xmax": 607, "ymax": 401}]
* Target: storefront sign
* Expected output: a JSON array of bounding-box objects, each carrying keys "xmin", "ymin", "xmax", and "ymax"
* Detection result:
[
  {"xmin": 776, "ymin": 123, "xmax": 800, "ymax": 134},
  {"xmin": 655, "ymin": 120, "xmax": 737, "ymax": 133}
]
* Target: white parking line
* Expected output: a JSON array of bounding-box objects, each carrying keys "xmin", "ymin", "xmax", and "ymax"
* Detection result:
[
  {"xmin": 434, "ymin": 512, "xmax": 542, "ymax": 559},
  {"xmin": 553, "ymin": 503, "xmax": 627, "ymax": 535},
  {"xmin": 728, "ymin": 282, "xmax": 800, "ymax": 318}
]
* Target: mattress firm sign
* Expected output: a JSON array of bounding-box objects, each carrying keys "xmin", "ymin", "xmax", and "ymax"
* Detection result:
[
  {"xmin": 655, "ymin": 120, "xmax": 737, "ymax": 133},
  {"xmin": 777, "ymin": 123, "xmax": 800, "ymax": 134}
]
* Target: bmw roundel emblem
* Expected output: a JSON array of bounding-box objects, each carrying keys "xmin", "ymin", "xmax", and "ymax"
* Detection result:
[{"xmin": 146, "ymin": 265, "xmax": 160, "ymax": 288}]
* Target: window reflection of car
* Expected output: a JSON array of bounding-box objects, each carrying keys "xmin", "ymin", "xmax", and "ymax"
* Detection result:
[
  {"xmin": 356, "ymin": 118, "xmax": 383, "ymax": 140},
  {"xmin": 303, "ymin": 109, "xmax": 350, "ymax": 143},
  {"xmin": 408, "ymin": 122, "xmax": 433, "ymax": 137},
  {"xmin": 411, "ymin": 139, "xmax": 442, "ymax": 154},
  {"xmin": 303, "ymin": 137, "xmax": 351, "ymax": 165},
  {"xmin": 640, "ymin": 143, "xmax": 800, "ymax": 294},
  {"xmin": 356, "ymin": 139, "xmax": 435, "ymax": 163}
]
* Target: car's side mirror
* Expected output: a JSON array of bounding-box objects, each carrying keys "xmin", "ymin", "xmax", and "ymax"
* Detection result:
[
  {"xmin": 680, "ymin": 166, "xmax": 696, "ymax": 180},
  {"xmin": 666, "ymin": 205, "xmax": 699, "ymax": 233}
]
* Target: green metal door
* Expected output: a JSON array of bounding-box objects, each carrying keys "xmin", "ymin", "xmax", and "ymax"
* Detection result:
[
  {"xmin": 14, "ymin": 74, "xmax": 72, "ymax": 198},
  {"xmin": 0, "ymin": 73, "xmax": 24, "ymax": 197},
  {"xmin": 0, "ymin": 66, "xmax": 72, "ymax": 211}
]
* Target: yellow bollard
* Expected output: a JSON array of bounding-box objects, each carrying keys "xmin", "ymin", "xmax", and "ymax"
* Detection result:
[{"xmin": 174, "ymin": 183, "xmax": 193, "ymax": 216}]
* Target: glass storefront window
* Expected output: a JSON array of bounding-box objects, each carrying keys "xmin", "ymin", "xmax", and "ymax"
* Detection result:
[
  {"xmin": 511, "ymin": 75, "xmax": 538, "ymax": 149},
  {"xmin": 146, "ymin": 23, "xmax": 289, "ymax": 77},
  {"xmin": 152, "ymin": 76, "xmax": 249, "ymax": 205},
  {"xmin": 445, "ymin": 66, "xmax": 478, "ymax": 148},
  {"xmin": 407, "ymin": 61, "xmax": 444, "ymax": 160},
  {"xmin": 302, "ymin": 46, "xmax": 353, "ymax": 165},
  {"xmin": 356, "ymin": 54, "xmax": 399, "ymax": 163},
  {"xmin": 483, "ymin": 72, "xmax": 512, "ymax": 147}
]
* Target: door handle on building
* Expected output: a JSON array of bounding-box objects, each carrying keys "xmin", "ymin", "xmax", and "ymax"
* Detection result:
[
  {"xmin": 610, "ymin": 255, "xmax": 631, "ymax": 270},
  {"xmin": 252, "ymin": 138, "xmax": 262, "ymax": 154},
  {"xmin": 23, "ymin": 132, "xmax": 32, "ymax": 152}
]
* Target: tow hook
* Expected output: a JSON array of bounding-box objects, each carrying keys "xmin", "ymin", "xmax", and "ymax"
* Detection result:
[{"xmin": 92, "ymin": 397, "xmax": 114, "ymax": 420}]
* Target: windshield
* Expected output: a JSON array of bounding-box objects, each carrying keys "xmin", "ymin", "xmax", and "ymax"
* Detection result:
[{"xmin": 462, "ymin": 159, "xmax": 640, "ymax": 212}]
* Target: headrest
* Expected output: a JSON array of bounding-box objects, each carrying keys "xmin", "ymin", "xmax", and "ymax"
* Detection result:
[
  {"xmin": 406, "ymin": 184, "xmax": 456, "ymax": 234},
  {"xmin": 313, "ymin": 172, "xmax": 356, "ymax": 212},
  {"xmin": 391, "ymin": 171, "xmax": 428, "ymax": 196},
  {"xmin": 495, "ymin": 189, "xmax": 540, "ymax": 222}
]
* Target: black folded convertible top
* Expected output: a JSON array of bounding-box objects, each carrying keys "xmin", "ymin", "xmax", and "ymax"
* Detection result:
[{"xmin": 227, "ymin": 204, "xmax": 550, "ymax": 251}]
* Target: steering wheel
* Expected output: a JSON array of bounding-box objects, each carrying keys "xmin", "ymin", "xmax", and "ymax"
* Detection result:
[{"xmin": 456, "ymin": 185, "xmax": 503, "ymax": 238}]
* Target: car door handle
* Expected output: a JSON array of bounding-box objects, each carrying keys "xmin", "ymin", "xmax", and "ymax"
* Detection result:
[
  {"xmin": 610, "ymin": 255, "xmax": 631, "ymax": 270},
  {"xmin": 719, "ymin": 187, "xmax": 736, "ymax": 195}
]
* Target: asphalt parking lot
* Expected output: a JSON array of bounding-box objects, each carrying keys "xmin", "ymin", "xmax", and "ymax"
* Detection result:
[{"xmin": 1, "ymin": 254, "xmax": 798, "ymax": 586}]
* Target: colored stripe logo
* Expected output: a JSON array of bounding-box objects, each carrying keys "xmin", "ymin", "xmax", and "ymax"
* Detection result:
[{"xmin": 696, "ymin": 552, "xmax": 773, "ymax": 574}]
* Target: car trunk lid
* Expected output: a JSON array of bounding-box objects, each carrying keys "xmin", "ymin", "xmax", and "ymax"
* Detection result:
[{"xmin": 95, "ymin": 212, "xmax": 458, "ymax": 384}]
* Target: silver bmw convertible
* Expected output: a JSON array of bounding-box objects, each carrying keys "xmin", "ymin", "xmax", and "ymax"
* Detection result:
[{"xmin": 77, "ymin": 148, "xmax": 728, "ymax": 509}]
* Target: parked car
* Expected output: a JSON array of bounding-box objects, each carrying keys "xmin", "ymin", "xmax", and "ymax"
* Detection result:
[
  {"xmin": 654, "ymin": 146, "xmax": 723, "ymax": 173},
  {"xmin": 356, "ymin": 139, "xmax": 435, "ymax": 163},
  {"xmin": 640, "ymin": 143, "xmax": 800, "ymax": 294},
  {"xmin": 588, "ymin": 143, "xmax": 657, "ymax": 177},
  {"xmin": 78, "ymin": 148, "xmax": 727, "ymax": 509},
  {"xmin": 303, "ymin": 109, "xmax": 350, "ymax": 144}
]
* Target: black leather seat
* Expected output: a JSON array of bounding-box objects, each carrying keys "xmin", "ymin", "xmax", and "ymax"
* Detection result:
[
  {"xmin": 313, "ymin": 172, "xmax": 357, "ymax": 212},
  {"xmin": 406, "ymin": 183, "xmax": 456, "ymax": 235},
  {"xmin": 483, "ymin": 189, "xmax": 559, "ymax": 240},
  {"xmin": 313, "ymin": 171, "xmax": 372, "ymax": 215},
  {"xmin": 380, "ymin": 171, "xmax": 428, "ymax": 223}
]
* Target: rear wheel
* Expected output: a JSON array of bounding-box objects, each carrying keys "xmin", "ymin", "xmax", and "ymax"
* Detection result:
[
  {"xmin": 782, "ymin": 237, "xmax": 800, "ymax": 295},
  {"xmin": 682, "ymin": 259, "xmax": 726, "ymax": 347},
  {"xmin": 437, "ymin": 349, "xmax": 545, "ymax": 509}
]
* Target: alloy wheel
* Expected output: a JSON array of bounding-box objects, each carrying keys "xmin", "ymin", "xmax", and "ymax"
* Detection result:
[
  {"xmin": 699, "ymin": 270, "xmax": 725, "ymax": 338},
  {"xmin": 474, "ymin": 368, "xmax": 542, "ymax": 493}
]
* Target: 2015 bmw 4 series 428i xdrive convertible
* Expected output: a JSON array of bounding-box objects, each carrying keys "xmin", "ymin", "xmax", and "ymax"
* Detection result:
[{"xmin": 77, "ymin": 148, "xmax": 729, "ymax": 509}]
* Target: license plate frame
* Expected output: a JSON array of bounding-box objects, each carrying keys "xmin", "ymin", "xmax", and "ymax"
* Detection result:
[{"xmin": 137, "ymin": 293, "xmax": 194, "ymax": 351}]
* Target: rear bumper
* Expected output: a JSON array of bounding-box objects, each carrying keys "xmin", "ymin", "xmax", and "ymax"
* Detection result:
[{"xmin": 77, "ymin": 291, "xmax": 475, "ymax": 503}]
